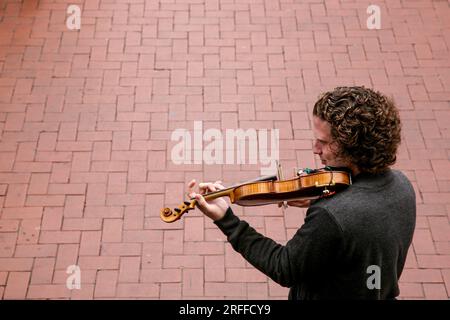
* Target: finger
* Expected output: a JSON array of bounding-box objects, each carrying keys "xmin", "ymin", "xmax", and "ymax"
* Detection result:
[
  {"xmin": 199, "ymin": 182, "xmax": 217, "ymax": 194},
  {"xmin": 198, "ymin": 182, "xmax": 210, "ymax": 194},
  {"xmin": 194, "ymin": 193, "xmax": 210, "ymax": 211},
  {"xmin": 187, "ymin": 179, "xmax": 197, "ymax": 198},
  {"xmin": 207, "ymin": 183, "xmax": 217, "ymax": 192},
  {"xmin": 213, "ymin": 181, "xmax": 225, "ymax": 190}
]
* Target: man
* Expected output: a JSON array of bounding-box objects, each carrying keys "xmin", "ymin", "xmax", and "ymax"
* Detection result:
[{"xmin": 187, "ymin": 86, "xmax": 416, "ymax": 299}]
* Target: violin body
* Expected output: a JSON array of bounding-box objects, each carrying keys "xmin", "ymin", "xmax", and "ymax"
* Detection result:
[
  {"xmin": 160, "ymin": 167, "xmax": 352, "ymax": 223},
  {"xmin": 230, "ymin": 170, "xmax": 351, "ymax": 206}
]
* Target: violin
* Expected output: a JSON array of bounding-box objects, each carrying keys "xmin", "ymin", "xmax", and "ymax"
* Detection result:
[{"xmin": 160, "ymin": 165, "xmax": 352, "ymax": 223}]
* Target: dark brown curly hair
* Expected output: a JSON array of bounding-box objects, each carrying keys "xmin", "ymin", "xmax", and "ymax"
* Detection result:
[{"xmin": 313, "ymin": 86, "xmax": 401, "ymax": 174}]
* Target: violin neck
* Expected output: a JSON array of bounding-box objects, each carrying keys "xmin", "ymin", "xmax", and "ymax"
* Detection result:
[
  {"xmin": 203, "ymin": 188, "xmax": 233, "ymax": 201},
  {"xmin": 199, "ymin": 174, "xmax": 277, "ymax": 202}
]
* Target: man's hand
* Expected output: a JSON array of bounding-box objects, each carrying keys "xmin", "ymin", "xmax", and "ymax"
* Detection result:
[{"xmin": 187, "ymin": 179, "xmax": 230, "ymax": 221}]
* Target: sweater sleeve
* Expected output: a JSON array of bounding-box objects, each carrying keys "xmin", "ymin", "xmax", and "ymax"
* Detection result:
[{"xmin": 214, "ymin": 205, "xmax": 344, "ymax": 287}]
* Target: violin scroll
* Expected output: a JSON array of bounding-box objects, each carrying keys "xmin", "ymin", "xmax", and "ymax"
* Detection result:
[{"xmin": 160, "ymin": 200, "xmax": 197, "ymax": 223}]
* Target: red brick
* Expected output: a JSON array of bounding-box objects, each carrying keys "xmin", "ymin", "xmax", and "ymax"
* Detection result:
[
  {"xmin": 0, "ymin": 220, "xmax": 20, "ymax": 232},
  {"xmin": 70, "ymin": 172, "xmax": 108, "ymax": 183},
  {"xmin": 0, "ymin": 173, "xmax": 30, "ymax": 184},
  {"xmin": 398, "ymin": 282, "xmax": 424, "ymax": 299},
  {"xmin": 63, "ymin": 195, "xmax": 85, "ymax": 218},
  {"xmin": 184, "ymin": 217, "xmax": 204, "ymax": 241},
  {"xmin": 182, "ymin": 268, "xmax": 203, "ymax": 297},
  {"xmin": 184, "ymin": 241, "xmax": 224, "ymax": 255},
  {"xmin": 79, "ymin": 231, "xmax": 101, "ymax": 256},
  {"xmin": 118, "ymin": 257, "xmax": 141, "ymax": 283},
  {"xmin": 417, "ymin": 255, "xmax": 450, "ymax": 268},
  {"xmin": 0, "ymin": 152, "xmax": 15, "ymax": 171},
  {"xmin": 36, "ymin": 151, "xmax": 72, "ymax": 162},
  {"xmin": 83, "ymin": 206, "xmax": 123, "ymax": 218},
  {"xmin": 92, "ymin": 141, "xmax": 111, "ymax": 161},
  {"xmin": 401, "ymin": 269, "xmax": 443, "ymax": 283},
  {"xmin": 413, "ymin": 227, "xmax": 436, "ymax": 254},
  {"xmin": 415, "ymin": 170, "xmax": 439, "ymax": 192},
  {"xmin": 112, "ymin": 131, "xmax": 131, "ymax": 151},
  {"xmin": 247, "ymin": 283, "xmax": 269, "ymax": 299},
  {"xmin": 428, "ymin": 217, "xmax": 450, "ymax": 241},
  {"xmin": 123, "ymin": 205, "xmax": 144, "ymax": 230},
  {"xmin": 16, "ymin": 142, "xmax": 36, "ymax": 161},
  {"xmin": 0, "ymin": 258, "xmax": 33, "ymax": 271},
  {"xmin": 71, "ymin": 284, "xmax": 94, "ymax": 300},
  {"xmin": 101, "ymin": 243, "xmax": 141, "ymax": 256},
  {"xmin": 141, "ymin": 268, "xmax": 181, "ymax": 283},
  {"xmin": 14, "ymin": 161, "xmax": 52, "ymax": 173},
  {"xmin": 163, "ymin": 230, "xmax": 183, "ymax": 255},
  {"xmin": 264, "ymin": 217, "xmax": 286, "ymax": 241},
  {"xmin": 116, "ymin": 283, "xmax": 159, "ymax": 298},
  {"xmin": 48, "ymin": 183, "xmax": 86, "ymax": 195},
  {"xmin": 58, "ymin": 122, "xmax": 78, "ymax": 141},
  {"xmin": 55, "ymin": 244, "xmax": 79, "ymax": 270},
  {"xmin": 17, "ymin": 219, "xmax": 41, "ymax": 245},
  {"xmin": 91, "ymin": 160, "xmax": 128, "ymax": 172},
  {"xmin": 62, "ymin": 218, "xmax": 102, "ymax": 231},
  {"xmin": 132, "ymin": 122, "xmax": 150, "ymax": 140},
  {"xmin": 39, "ymin": 231, "xmax": 80, "ymax": 244},
  {"xmin": 423, "ymin": 283, "xmax": 448, "ymax": 300},
  {"xmin": 107, "ymin": 172, "xmax": 127, "ymax": 194},
  {"xmin": 27, "ymin": 284, "xmax": 71, "ymax": 299},
  {"xmin": 86, "ymin": 183, "xmax": 106, "ymax": 206},
  {"xmin": 204, "ymin": 282, "xmax": 246, "ymax": 297},
  {"xmin": 37, "ymin": 132, "xmax": 57, "ymax": 151},
  {"xmin": 431, "ymin": 160, "xmax": 450, "ymax": 180},
  {"xmin": 26, "ymin": 195, "xmax": 65, "ymax": 207},
  {"xmin": 41, "ymin": 207, "xmax": 63, "ymax": 230},
  {"xmin": 94, "ymin": 270, "xmax": 118, "ymax": 298},
  {"xmin": 102, "ymin": 219, "xmax": 123, "ymax": 243},
  {"xmin": 78, "ymin": 256, "xmax": 119, "ymax": 270},
  {"xmin": 4, "ymin": 183, "xmax": 27, "ymax": 207},
  {"xmin": 141, "ymin": 242, "xmax": 163, "ymax": 269},
  {"xmin": 160, "ymin": 283, "xmax": 182, "ymax": 299},
  {"xmin": 4, "ymin": 272, "xmax": 30, "ymax": 299},
  {"xmin": 56, "ymin": 141, "xmax": 93, "ymax": 152},
  {"xmin": 30, "ymin": 257, "xmax": 55, "ymax": 285},
  {"xmin": 0, "ymin": 232, "xmax": 16, "ymax": 257},
  {"xmin": 15, "ymin": 244, "xmax": 57, "ymax": 258},
  {"xmin": 205, "ymin": 255, "xmax": 225, "ymax": 282},
  {"xmin": 4, "ymin": 113, "xmax": 25, "ymax": 131},
  {"xmin": 71, "ymin": 152, "xmax": 91, "ymax": 172}
]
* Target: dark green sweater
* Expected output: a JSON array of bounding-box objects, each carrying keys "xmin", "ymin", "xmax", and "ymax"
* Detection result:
[{"xmin": 214, "ymin": 169, "xmax": 416, "ymax": 299}]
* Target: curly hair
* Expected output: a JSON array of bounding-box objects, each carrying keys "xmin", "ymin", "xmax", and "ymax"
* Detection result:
[{"xmin": 313, "ymin": 86, "xmax": 401, "ymax": 174}]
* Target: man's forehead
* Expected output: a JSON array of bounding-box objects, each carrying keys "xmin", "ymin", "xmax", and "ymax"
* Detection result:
[{"xmin": 312, "ymin": 116, "xmax": 332, "ymax": 137}]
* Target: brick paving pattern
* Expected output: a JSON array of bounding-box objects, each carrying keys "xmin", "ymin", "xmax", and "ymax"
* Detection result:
[{"xmin": 0, "ymin": 0, "xmax": 449, "ymax": 299}]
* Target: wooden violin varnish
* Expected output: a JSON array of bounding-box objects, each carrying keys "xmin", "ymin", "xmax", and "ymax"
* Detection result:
[{"xmin": 160, "ymin": 163, "xmax": 352, "ymax": 223}]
